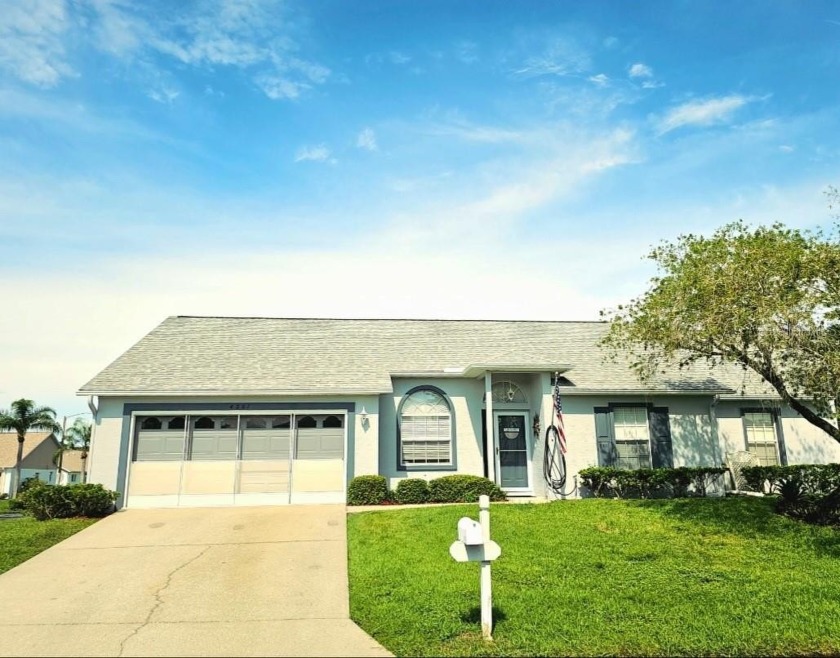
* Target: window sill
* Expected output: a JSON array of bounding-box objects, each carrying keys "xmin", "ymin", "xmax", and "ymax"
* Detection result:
[{"xmin": 398, "ymin": 465, "xmax": 458, "ymax": 472}]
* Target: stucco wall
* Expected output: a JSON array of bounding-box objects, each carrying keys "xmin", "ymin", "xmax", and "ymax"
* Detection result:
[
  {"xmin": 380, "ymin": 378, "xmax": 486, "ymax": 488},
  {"xmin": 716, "ymin": 400, "xmax": 840, "ymax": 465}
]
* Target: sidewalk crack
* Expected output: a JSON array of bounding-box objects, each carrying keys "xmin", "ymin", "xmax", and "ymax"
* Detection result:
[{"xmin": 117, "ymin": 545, "xmax": 211, "ymax": 656}]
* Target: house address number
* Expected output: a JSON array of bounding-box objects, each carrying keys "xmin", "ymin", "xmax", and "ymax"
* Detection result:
[{"xmin": 228, "ymin": 403, "xmax": 252, "ymax": 410}]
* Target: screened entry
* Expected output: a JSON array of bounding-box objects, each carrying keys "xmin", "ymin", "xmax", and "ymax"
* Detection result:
[{"xmin": 126, "ymin": 413, "xmax": 346, "ymax": 508}]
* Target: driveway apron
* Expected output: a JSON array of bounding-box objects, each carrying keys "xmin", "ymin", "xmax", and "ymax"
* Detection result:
[{"xmin": 0, "ymin": 505, "xmax": 390, "ymax": 657}]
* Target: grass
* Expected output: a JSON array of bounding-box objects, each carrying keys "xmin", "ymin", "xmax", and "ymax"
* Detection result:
[
  {"xmin": 0, "ymin": 502, "xmax": 97, "ymax": 574},
  {"xmin": 348, "ymin": 498, "xmax": 840, "ymax": 656}
]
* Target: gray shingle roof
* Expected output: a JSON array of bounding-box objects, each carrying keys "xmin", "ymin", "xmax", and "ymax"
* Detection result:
[{"xmin": 78, "ymin": 316, "xmax": 764, "ymax": 397}]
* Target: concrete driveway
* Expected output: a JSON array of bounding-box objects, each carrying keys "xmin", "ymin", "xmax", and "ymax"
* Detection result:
[{"xmin": 0, "ymin": 506, "xmax": 390, "ymax": 657}]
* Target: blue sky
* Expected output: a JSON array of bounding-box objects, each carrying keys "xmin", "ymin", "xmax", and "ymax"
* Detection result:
[{"xmin": 1, "ymin": 0, "xmax": 839, "ymax": 419}]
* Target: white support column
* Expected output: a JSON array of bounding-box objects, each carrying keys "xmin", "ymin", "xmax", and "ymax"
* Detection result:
[{"xmin": 485, "ymin": 372, "xmax": 495, "ymax": 483}]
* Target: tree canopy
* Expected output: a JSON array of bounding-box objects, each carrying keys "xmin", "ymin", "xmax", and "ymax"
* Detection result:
[
  {"xmin": 0, "ymin": 399, "xmax": 61, "ymax": 496},
  {"xmin": 601, "ymin": 219, "xmax": 840, "ymax": 442}
]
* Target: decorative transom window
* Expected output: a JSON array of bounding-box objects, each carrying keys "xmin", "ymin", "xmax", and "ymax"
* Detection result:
[
  {"xmin": 399, "ymin": 389, "xmax": 453, "ymax": 467},
  {"xmin": 743, "ymin": 411, "xmax": 779, "ymax": 466},
  {"xmin": 613, "ymin": 407, "xmax": 652, "ymax": 470},
  {"xmin": 491, "ymin": 381, "xmax": 527, "ymax": 404}
]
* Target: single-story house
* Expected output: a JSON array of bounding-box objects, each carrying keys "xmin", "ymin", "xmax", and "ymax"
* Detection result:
[
  {"xmin": 0, "ymin": 432, "xmax": 61, "ymax": 496},
  {"xmin": 77, "ymin": 316, "xmax": 840, "ymax": 509},
  {"xmin": 58, "ymin": 450, "xmax": 87, "ymax": 485}
]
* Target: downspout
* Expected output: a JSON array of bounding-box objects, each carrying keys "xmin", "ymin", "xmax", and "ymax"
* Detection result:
[
  {"xmin": 709, "ymin": 394, "xmax": 723, "ymax": 494},
  {"xmin": 84, "ymin": 396, "xmax": 98, "ymax": 484},
  {"xmin": 485, "ymin": 372, "xmax": 495, "ymax": 483}
]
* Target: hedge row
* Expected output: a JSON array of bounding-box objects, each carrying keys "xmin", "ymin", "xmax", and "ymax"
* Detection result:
[
  {"xmin": 741, "ymin": 464, "xmax": 840, "ymax": 526},
  {"xmin": 13, "ymin": 479, "xmax": 119, "ymax": 521},
  {"xmin": 577, "ymin": 466, "xmax": 727, "ymax": 499},
  {"xmin": 347, "ymin": 474, "xmax": 506, "ymax": 506},
  {"xmin": 741, "ymin": 463, "xmax": 840, "ymax": 496}
]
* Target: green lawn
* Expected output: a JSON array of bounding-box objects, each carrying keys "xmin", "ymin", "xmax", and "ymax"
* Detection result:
[
  {"xmin": 0, "ymin": 505, "xmax": 97, "ymax": 574},
  {"xmin": 348, "ymin": 498, "xmax": 840, "ymax": 657}
]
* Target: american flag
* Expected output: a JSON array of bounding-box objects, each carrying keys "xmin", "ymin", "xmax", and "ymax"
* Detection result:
[{"xmin": 553, "ymin": 376, "xmax": 567, "ymax": 454}]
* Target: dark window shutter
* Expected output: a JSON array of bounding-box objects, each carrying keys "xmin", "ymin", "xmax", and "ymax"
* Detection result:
[
  {"xmin": 649, "ymin": 407, "xmax": 673, "ymax": 468},
  {"xmin": 594, "ymin": 407, "xmax": 616, "ymax": 467}
]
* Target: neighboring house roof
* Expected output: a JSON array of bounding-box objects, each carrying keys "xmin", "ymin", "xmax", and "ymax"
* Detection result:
[
  {"xmin": 0, "ymin": 432, "xmax": 58, "ymax": 469},
  {"xmin": 78, "ymin": 316, "xmax": 760, "ymax": 397},
  {"xmin": 59, "ymin": 450, "xmax": 86, "ymax": 473}
]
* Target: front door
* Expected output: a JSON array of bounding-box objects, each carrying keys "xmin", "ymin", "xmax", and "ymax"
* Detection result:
[{"xmin": 495, "ymin": 412, "xmax": 530, "ymax": 491}]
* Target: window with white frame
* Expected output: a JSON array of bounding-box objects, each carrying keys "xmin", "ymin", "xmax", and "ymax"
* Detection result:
[
  {"xmin": 743, "ymin": 411, "xmax": 780, "ymax": 466},
  {"xmin": 399, "ymin": 389, "xmax": 453, "ymax": 467},
  {"xmin": 613, "ymin": 407, "xmax": 652, "ymax": 470}
]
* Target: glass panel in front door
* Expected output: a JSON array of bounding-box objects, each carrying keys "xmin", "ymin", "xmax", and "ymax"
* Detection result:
[{"xmin": 498, "ymin": 414, "xmax": 528, "ymax": 488}]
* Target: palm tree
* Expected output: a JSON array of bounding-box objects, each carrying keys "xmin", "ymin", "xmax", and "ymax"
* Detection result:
[
  {"xmin": 63, "ymin": 418, "xmax": 92, "ymax": 483},
  {"xmin": 0, "ymin": 399, "xmax": 61, "ymax": 497}
]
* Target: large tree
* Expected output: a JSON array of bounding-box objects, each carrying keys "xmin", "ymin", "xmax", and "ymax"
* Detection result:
[
  {"xmin": 0, "ymin": 399, "xmax": 61, "ymax": 496},
  {"xmin": 601, "ymin": 220, "xmax": 840, "ymax": 442}
]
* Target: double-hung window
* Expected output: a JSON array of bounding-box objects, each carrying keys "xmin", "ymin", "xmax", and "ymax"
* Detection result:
[
  {"xmin": 612, "ymin": 407, "xmax": 652, "ymax": 470},
  {"xmin": 399, "ymin": 388, "xmax": 453, "ymax": 468},
  {"xmin": 743, "ymin": 411, "xmax": 780, "ymax": 466}
]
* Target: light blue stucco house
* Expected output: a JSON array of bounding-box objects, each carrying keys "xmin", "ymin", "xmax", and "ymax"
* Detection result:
[{"xmin": 77, "ymin": 316, "xmax": 840, "ymax": 509}]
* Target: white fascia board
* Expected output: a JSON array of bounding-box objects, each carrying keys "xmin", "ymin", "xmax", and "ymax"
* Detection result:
[
  {"xmin": 461, "ymin": 363, "xmax": 574, "ymax": 378},
  {"xmin": 558, "ymin": 387, "xmax": 734, "ymax": 396},
  {"xmin": 75, "ymin": 387, "xmax": 392, "ymax": 397}
]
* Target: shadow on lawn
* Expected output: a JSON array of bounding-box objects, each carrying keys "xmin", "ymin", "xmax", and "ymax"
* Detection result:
[
  {"xmin": 460, "ymin": 606, "xmax": 508, "ymax": 628},
  {"xmin": 636, "ymin": 497, "xmax": 840, "ymax": 557}
]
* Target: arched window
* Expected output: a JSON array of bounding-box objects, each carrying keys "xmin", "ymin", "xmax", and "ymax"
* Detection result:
[
  {"xmin": 491, "ymin": 381, "xmax": 527, "ymax": 404},
  {"xmin": 167, "ymin": 416, "xmax": 186, "ymax": 430},
  {"xmin": 272, "ymin": 416, "xmax": 291, "ymax": 429},
  {"xmin": 398, "ymin": 387, "xmax": 454, "ymax": 468},
  {"xmin": 141, "ymin": 417, "xmax": 162, "ymax": 430},
  {"xmin": 194, "ymin": 417, "xmax": 215, "ymax": 430},
  {"xmin": 245, "ymin": 418, "xmax": 267, "ymax": 429},
  {"xmin": 297, "ymin": 416, "xmax": 317, "ymax": 429},
  {"xmin": 323, "ymin": 415, "xmax": 343, "ymax": 428}
]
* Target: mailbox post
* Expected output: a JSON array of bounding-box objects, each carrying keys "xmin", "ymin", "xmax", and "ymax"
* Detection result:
[{"xmin": 449, "ymin": 494, "xmax": 501, "ymax": 641}]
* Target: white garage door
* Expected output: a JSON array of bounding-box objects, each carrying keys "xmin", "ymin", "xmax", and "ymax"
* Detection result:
[{"xmin": 126, "ymin": 413, "xmax": 346, "ymax": 508}]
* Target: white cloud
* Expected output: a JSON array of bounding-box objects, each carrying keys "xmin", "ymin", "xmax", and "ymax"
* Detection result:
[
  {"xmin": 588, "ymin": 73, "xmax": 609, "ymax": 87},
  {"xmin": 629, "ymin": 62, "xmax": 653, "ymax": 78},
  {"xmin": 657, "ymin": 94, "xmax": 753, "ymax": 134},
  {"xmin": 88, "ymin": 0, "xmax": 330, "ymax": 101},
  {"xmin": 0, "ymin": 0, "xmax": 75, "ymax": 87},
  {"xmin": 147, "ymin": 83, "xmax": 179, "ymax": 104},
  {"xmin": 389, "ymin": 51, "xmax": 411, "ymax": 65},
  {"xmin": 513, "ymin": 37, "xmax": 590, "ymax": 78},
  {"xmin": 294, "ymin": 144, "xmax": 334, "ymax": 163},
  {"xmin": 779, "ymin": 144, "xmax": 795, "ymax": 153},
  {"xmin": 456, "ymin": 41, "xmax": 479, "ymax": 64},
  {"xmin": 356, "ymin": 128, "xmax": 378, "ymax": 151}
]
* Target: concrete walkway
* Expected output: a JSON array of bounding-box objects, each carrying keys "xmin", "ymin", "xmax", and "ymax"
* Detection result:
[{"xmin": 0, "ymin": 506, "xmax": 391, "ymax": 657}]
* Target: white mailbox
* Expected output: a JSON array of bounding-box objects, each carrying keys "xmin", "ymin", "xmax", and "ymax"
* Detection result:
[{"xmin": 458, "ymin": 517, "xmax": 484, "ymax": 546}]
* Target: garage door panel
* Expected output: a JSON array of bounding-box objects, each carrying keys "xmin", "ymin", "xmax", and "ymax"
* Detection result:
[
  {"xmin": 291, "ymin": 459, "xmax": 344, "ymax": 493},
  {"xmin": 237, "ymin": 460, "xmax": 290, "ymax": 494},
  {"xmin": 128, "ymin": 462, "xmax": 181, "ymax": 496},
  {"xmin": 181, "ymin": 461, "xmax": 236, "ymax": 495},
  {"xmin": 295, "ymin": 429, "xmax": 344, "ymax": 459}
]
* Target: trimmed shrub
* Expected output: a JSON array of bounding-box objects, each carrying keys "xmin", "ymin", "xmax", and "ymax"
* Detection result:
[
  {"xmin": 428, "ymin": 475, "xmax": 506, "ymax": 503},
  {"xmin": 738, "ymin": 463, "xmax": 840, "ymax": 526},
  {"xmin": 578, "ymin": 466, "xmax": 727, "ymax": 499},
  {"xmin": 9, "ymin": 476, "xmax": 48, "ymax": 510},
  {"xmin": 18, "ymin": 483, "xmax": 118, "ymax": 521},
  {"xmin": 741, "ymin": 464, "xmax": 840, "ymax": 496},
  {"xmin": 393, "ymin": 478, "xmax": 430, "ymax": 505},
  {"xmin": 347, "ymin": 475, "xmax": 389, "ymax": 506}
]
